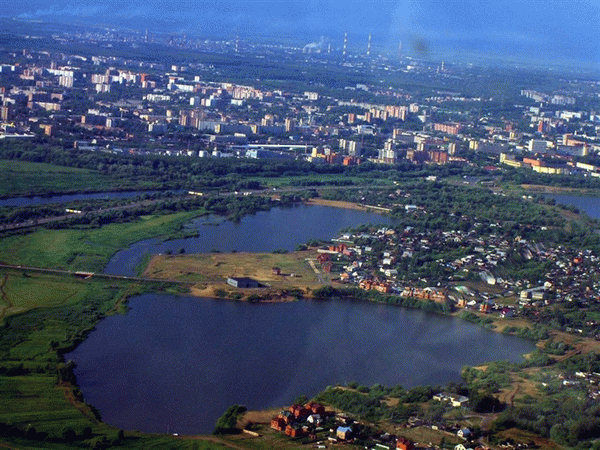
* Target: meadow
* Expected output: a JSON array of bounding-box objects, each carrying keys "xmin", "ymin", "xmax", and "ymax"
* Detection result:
[
  {"xmin": 0, "ymin": 160, "xmax": 147, "ymax": 197},
  {"xmin": 0, "ymin": 211, "xmax": 204, "ymax": 272}
]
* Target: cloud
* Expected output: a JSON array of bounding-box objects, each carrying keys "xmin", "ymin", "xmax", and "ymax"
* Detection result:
[{"xmin": 17, "ymin": 4, "xmax": 109, "ymax": 19}]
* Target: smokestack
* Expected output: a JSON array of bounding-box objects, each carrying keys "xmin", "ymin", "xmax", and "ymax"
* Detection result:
[
  {"xmin": 343, "ymin": 32, "xmax": 348, "ymax": 57},
  {"xmin": 367, "ymin": 33, "xmax": 371, "ymax": 57}
]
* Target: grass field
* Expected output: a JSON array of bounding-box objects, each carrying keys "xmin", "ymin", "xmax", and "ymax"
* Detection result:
[
  {"xmin": 0, "ymin": 211, "xmax": 204, "ymax": 272},
  {"xmin": 0, "ymin": 160, "xmax": 149, "ymax": 197},
  {"xmin": 0, "ymin": 271, "xmax": 125, "ymax": 439},
  {"xmin": 0, "ymin": 271, "xmax": 96, "ymax": 319}
]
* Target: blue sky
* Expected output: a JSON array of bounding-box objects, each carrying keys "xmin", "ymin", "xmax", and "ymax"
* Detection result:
[{"xmin": 4, "ymin": 0, "xmax": 600, "ymax": 67}]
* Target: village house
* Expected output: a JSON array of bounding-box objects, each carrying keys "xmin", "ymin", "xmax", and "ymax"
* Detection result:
[
  {"xmin": 306, "ymin": 413, "xmax": 322, "ymax": 425},
  {"xmin": 336, "ymin": 425, "xmax": 353, "ymax": 440},
  {"xmin": 397, "ymin": 436, "xmax": 415, "ymax": 450},
  {"xmin": 285, "ymin": 424, "xmax": 307, "ymax": 438},
  {"xmin": 457, "ymin": 427, "xmax": 472, "ymax": 439},
  {"xmin": 433, "ymin": 393, "xmax": 469, "ymax": 407}
]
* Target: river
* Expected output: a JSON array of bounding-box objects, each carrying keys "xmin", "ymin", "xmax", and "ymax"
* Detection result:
[
  {"xmin": 0, "ymin": 190, "xmax": 180, "ymax": 208},
  {"xmin": 65, "ymin": 204, "xmax": 536, "ymax": 435}
]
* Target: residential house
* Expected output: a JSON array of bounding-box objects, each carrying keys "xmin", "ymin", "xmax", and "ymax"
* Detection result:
[
  {"xmin": 306, "ymin": 402, "xmax": 326, "ymax": 415},
  {"xmin": 336, "ymin": 426, "xmax": 353, "ymax": 440},
  {"xmin": 285, "ymin": 424, "xmax": 306, "ymax": 438},
  {"xmin": 397, "ymin": 436, "xmax": 415, "ymax": 450},
  {"xmin": 457, "ymin": 428, "xmax": 471, "ymax": 439},
  {"xmin": 271, "ymin": 418, "xmax": 286, "ymax": 431}
]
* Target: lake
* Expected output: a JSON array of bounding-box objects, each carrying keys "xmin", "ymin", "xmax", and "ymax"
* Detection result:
[
  {"xmin": 66, "ymin": 204, "xmax": 535, "ymax": 435},
  {"xmin": 66, "ymin": 294, "xmax": 534, "ymax": 435}
]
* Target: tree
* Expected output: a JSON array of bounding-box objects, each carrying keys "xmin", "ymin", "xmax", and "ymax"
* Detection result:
[{"xmin": 213, "ymin": 405, "xmax": 247, "ymax": 435}]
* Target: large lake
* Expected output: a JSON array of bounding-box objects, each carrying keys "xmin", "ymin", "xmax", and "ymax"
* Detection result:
[
  {"xmin": 66, "ymin": 204, "xmax": 535, "ymax": 435},
  {"xmin": 67, "ymin": 294, "xmax": 533, "ymax": 435}
]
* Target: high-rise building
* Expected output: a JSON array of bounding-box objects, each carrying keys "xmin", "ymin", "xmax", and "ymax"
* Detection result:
[{"xmin": 285, "ymin": 118, "xmax": 295, "ymax": 133}]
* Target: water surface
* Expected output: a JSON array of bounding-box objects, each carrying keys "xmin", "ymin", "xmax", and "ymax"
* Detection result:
[
  {"xmin": 105, "ymin": 204, "xmax": 393, "ymax": 276},
  {"xmin": 67, "ymin": 294, "xmax": 534, "ymax": 435},
  {"xmin": 0, "ymin": 190, "xmax": 174, "ymax": 208},
  {"xmin": 546, "ymin": 193, "xmax": 600, "ymax": 220}
]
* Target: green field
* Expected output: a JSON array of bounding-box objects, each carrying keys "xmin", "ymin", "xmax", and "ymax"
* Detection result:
[
  {"xmin": 0, "ymin": 159, "xmax": 157, "ymax": 197},
  {"xmin": 0, "ymin": 271, "xmax": 96, "ymax": 320},
  {"xmin": 0, "ymin": 211, "xmax": 203, "ymax": 272}
]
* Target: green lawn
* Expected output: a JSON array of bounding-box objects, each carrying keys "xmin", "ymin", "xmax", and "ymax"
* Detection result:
[
  {"xmin": 0, "ymin": 160, "xmax": 140, "ymax": 197},
  {"xmin": 0, "ymin": 211, "xmax": 203, "ymax": 272}
]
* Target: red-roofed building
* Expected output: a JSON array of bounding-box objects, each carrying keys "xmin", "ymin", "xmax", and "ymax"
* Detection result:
[{"xmin": 396, "ymin": 436, "xmax": 415, "ymax": 450}]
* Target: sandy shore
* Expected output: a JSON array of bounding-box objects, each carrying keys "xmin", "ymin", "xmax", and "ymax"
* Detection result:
[{"xmin": 304, "ymin": 198, "xmax": 389, "ymax": 212}]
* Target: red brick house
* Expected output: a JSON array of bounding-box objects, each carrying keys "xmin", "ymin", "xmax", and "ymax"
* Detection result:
[
  {"xmin": 289, "ymin": 404, "xmax": 310, "ymax": 420},
  {"xmin": 271, "ymin": 418, "xmax": 286, "ymax": 431},
  {"xmin": 285, "ymin": 425, "xmax": 306, "ymax": 438},
  {"xmin": 397, "ymin": 436, "xmax": 415, "ymax": 450},
  {"xmin": 305, "ymin": 402, "xmax": 326, "ymax": 415}
]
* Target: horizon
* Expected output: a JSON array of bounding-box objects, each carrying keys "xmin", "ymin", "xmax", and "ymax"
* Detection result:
[{"xmin": 2, "ymin": 0, "xmax": 600, "ymax": 72}]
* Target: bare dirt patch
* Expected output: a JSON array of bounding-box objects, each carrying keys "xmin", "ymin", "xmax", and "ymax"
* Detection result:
[
  {"xmin": 305, "ymin": 198, "xmax": 372, "ymax": 211},
  {"xmin": 144, "ymin": 251, "xmax": 331, "ymax": 301},
  {"xmin": 238, "ymin": 409, "xmax": 280, "ymax": 429}
]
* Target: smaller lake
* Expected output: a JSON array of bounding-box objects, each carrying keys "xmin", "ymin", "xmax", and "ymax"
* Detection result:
[
  {"xmin": 545, "ymin": 193, "xmax": 600, "ymax": 220},
  {"xmin": 104, "ymin": 205, "xmax": 394, "ymax": 277},
  {"xmin": 66, "ymin": 295, "xmax": 535, "ymax": 435}
]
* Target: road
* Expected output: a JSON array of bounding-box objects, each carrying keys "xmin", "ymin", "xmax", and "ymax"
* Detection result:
[{"xmin": 0, "ymin": 263, "xmax": 188, "ymax": 285}]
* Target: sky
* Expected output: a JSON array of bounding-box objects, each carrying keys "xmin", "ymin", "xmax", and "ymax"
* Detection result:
[{"xmin": 3, "ymin": 0, "xmax": 600, "ymax": 68}]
